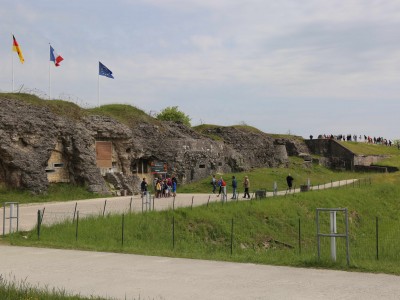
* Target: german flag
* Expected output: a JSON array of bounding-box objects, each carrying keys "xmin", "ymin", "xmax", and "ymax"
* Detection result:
[{"xmin": 12, "ymin": 35, "xmax": 24, "ymax": 63}]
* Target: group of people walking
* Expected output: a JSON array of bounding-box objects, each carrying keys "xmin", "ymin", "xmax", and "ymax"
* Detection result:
[
  {"xmin": 140, "ymin": 173, "xmax": 295, "ymax": 200},
  {"xmin": 211, "ymin": 174, "xmax": 282, "ymax": 200},
  {"xmin": 140, "ymin": 176, "xmax": 177, "ymax": 198}
]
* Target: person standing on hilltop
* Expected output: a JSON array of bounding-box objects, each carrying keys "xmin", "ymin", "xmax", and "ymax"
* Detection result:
[
  {"xmin": 243, "ymin": 176, "xmax": 250, "ymax": 198},
  {"xmin": 286, "ymin": 174, "xmax": 294, "ymax": 191}
]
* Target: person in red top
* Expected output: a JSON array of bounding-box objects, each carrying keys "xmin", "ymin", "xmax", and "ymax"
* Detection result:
[{"xmin": 217, "ymin": 176, "xmax": 227, "ymax": 201}]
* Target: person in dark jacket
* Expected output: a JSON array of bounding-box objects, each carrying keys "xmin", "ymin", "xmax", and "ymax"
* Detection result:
[
  {"xmin": 286, "ymin": 174, "xmax": 294, "ymax": 191},
  {"xmin": 140, "ymin": 178, "xmax": 148, "ymax": 196},
  {"xmin": 231, "ymin": 176, "xmax": 237, "ymax": 199}
]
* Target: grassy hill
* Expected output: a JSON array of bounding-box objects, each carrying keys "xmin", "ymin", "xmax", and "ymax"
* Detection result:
[
  {"xmin": 3, "ymin": 93, "xmax": 400, "ymax": 275},
  {"xmin": 6, "ymin": 141, "xmax": 400, "ymax": 275},
  {"xmin": 0, "ymin": 93, "xmax": 156, "ymax": 126}
]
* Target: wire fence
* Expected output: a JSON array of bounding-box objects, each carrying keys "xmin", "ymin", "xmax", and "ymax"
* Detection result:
[
  {"xmin": 5, "ymin": 178, "xmax": 397, "ymax": 266},
  {"xmin": 30, "ymin": 206, "xmax": 400, "ymax": 266}
]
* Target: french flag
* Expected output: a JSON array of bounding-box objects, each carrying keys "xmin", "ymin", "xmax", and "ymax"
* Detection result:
[{"xmin": 50, "ymin": 45, "xmax": 64, "ymax": 67}]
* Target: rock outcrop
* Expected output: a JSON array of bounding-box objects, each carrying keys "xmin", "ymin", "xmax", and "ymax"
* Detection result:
[{"xmin": 0, "ymin": 95, "xmax": 308, "ymax": 194}]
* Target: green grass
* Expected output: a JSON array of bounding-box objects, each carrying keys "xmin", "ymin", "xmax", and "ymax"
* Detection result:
[
  {"xmin": 179, "ymin": 157, "xmax": 359, "ymax": 193},
  {"xmin": 0, "ymin": 275, "xmax": 111, "ymax": 300},
  {"xmin": 193, "ymin": 123, "xmax": 276, "ymax": 141},
  {"xmin": 1, "ymin": 93, "xmax": 87, "ymax": 120},
  {"xmin": 0, "ymin": 93, "xmax": 158, "ymax": 128},
  {"xmin": 87, "ymin": 104, "xmax": 158, "ymax": 126},
  {"xmin": 339, "ymin": 141, "xmax": 400, "ymax": 156},
  {"xmin": 0, "ymin": 183, "xmax": 106, "ymax": 204}
]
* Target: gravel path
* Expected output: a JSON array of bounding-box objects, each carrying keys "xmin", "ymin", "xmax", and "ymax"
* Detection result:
[{"xmin": 1, "ymin": 245, "xmax": 399, "ymax": 300}]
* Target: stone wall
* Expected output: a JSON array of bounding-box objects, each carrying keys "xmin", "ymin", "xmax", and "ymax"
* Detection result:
[
  {"xmin": 0, "ymin": 95, "xmax": 309, "ymax": 194},
  {"xmin": 305, "ymin": 139, "xmax": 394, "ymax": 171},
  {"xmin": 354, "ymin": 155, "xmax": 387, "ymax": 166}
]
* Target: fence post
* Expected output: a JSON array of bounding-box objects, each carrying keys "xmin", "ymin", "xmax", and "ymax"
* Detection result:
[
  {"xmin": 73, "ymin": 202, "xmax": 77, "ymax": 222},
  {"xmin": 103, "ymin": 200, "xmax": 107, "ymax": 217},
  {"xmin": 172, "ymin": 215, "xmax": 175, "ymax": 249},
  {"xmin": 230, "ymin": 218, "xmax": 234, "ymax": 255},
  {"xmin": 298, "ymin": 218, "xmax": 301, "ymax": 254},
  {"xmin": 75, "ymin": 211, "xmax": 79, "ymax": 241},
  {"xmin": 376, "ymin": 216, "xmax": 379, "ymax": 260},
  {"xmin": 41, "ymin": 207, "xmax": 45, "ymax": 224},
  {"xmin": 37, "ymin": 210, "xmax": 41, "ymax": 240},
  {"xmin": 122, "ymin": 214, "xmax": 125, "ymax": 246}
]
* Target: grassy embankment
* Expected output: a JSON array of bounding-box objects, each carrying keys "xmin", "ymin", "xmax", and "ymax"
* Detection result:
[
  {"xmin": 3, "ymin": 93, "xmax": 400, "ymax": 275},
  {"xmin": 7, "ymin": 140, "xmax": 400, "ymax": 275},
  {"xmin": 8, "ymin": 173, "xmax": 400, "ymax": 275}
]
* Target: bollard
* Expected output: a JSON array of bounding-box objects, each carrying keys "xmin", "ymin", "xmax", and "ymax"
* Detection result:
[
  {"xmin": 207, "ymin": 195, "xmax": 210, "ymax": 207},
  {"xmin": 191, "ymin": 196, "xmax": 194, "ymax": 210},
  {"xmin": 129, "ymin": 197, "xmax": 132, "ymax": 214}
]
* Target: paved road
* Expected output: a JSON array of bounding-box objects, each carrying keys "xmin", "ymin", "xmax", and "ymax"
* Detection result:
[
  {"xmin": 1, "ymin": 179, "xmax": 359, "ymax": 233},
  {"xmin": 1, "ymin": 245, "xmax": 400, "ymax": 300}
]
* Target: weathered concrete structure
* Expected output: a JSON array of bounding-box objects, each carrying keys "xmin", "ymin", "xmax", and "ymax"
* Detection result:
[
  {"xmin": 305, "ymin": 139, "xmax": 397, "ymax": 172},
  {"xmin": 0, "ymin": 95, "xmax": 307, "ymax": 195}
]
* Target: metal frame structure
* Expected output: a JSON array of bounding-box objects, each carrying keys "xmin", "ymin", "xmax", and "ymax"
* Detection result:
[
  {"xmin": 316, "ymin": 208, "xmax": 350, "ymax": 266},
  {"xmin": 2, "ymin": 202, "xmax": 19, "ymax": 236}
]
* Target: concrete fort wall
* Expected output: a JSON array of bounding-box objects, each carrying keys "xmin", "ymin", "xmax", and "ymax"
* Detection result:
[{"xmin": 305, "ymin": 139, "xmax": 354, "ymax": 170}]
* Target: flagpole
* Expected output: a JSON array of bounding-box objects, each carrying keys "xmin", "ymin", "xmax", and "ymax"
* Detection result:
[
  {"xmin": 12, "ymin": 55, "xmax": 14, "ymax": 93},
  {"xmin": 49, "ymin": 54, "xmax": 51, "ymax": 100},
  {"xmin": 12, "ymin": 45, "xmax": 14, "ymax": 93},
  {"xmin": 98, "ymin": 71, "xmax": 100, "ymax": 107}
]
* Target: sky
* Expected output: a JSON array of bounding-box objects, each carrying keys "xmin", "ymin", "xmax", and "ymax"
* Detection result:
[{"xmin": 1, "ymin": 0, "xmax": 399, "ymax": 140}]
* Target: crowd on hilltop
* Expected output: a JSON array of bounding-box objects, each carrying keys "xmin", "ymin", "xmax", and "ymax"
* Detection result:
[{"xmin": 310, "ymin": 134, "xmax": 395, "ymax": 147}]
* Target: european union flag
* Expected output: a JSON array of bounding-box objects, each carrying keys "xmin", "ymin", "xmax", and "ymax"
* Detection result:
[{"xmin": 99, "ymin": 61, "xmax": 114, "ymax": 79}]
